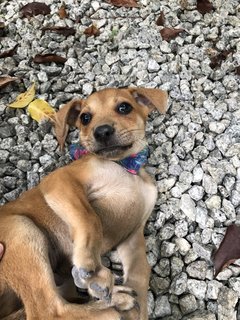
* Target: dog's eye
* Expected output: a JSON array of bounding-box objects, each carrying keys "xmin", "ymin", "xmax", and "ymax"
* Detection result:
[
  {"xmin": 80, "ymin": 113, "xmax": 92, "ymax": 125},
  {"xmin": 116, "ymin": 102, "xmax": 133, "ymax": 115}
]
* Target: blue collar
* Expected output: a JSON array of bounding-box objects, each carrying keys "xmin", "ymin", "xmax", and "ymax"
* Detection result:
[{"xmin": 69, "ymin": 143, "xmax": 149, "ymax": 175}]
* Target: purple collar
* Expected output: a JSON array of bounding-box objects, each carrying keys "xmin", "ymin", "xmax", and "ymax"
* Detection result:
[{"xmin": 69, "ymin": 143, "xmax": 149, "ymax": 175}]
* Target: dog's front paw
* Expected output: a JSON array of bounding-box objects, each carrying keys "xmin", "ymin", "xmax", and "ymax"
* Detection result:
[
  {"xmin": 111, "ymin": 286, "xmax": 140, "ymax": 320},
  {"xmin": 72, "ymin": 265, "xmax": 114, "ymax": 301}
]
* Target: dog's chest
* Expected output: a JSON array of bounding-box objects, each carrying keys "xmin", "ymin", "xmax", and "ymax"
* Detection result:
[{"xmin": 87, "ymin": 161, "xmax": 157, "ymax": 246}]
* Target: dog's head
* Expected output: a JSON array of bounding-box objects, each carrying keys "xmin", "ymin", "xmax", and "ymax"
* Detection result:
[{"xmin": 54, "ymin": 88, "xmax": 168, "ymax": 160}]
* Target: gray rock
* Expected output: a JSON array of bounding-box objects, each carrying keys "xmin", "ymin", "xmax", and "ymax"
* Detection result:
[
  {"xmin": 192, "ymin": 242, "xmax": 213, "ymax": 261},
  {"xmin": 0, "ymin": 125, "xmax": 15, "ymax": 138},
  {"xmin": 205, "ymin": 195, "xmax": 221, "ymax": 210},
  {"xmin": 180, "ymin": 194, "xmax": 196, "ymax": 221},
  {"xmin": 175, "ymin": 238, "xmax": 191, "ymax": 256},
  {"xmin": 202, "ymin": 174, "xmax": 218, "ymax": 195},
  {"xmin": 187, "ymin": 279, "xmax": 207, "ymax": 300},
  {"xmin": 161, "ymin": 241, "xmax": 176, "ymax": 258},
  {"xmin": 147, "ymin": 291, "xmax": 155, "ymax": 317},
  {"xmin": 206, "ymin": 280, "xmax": 223, "ymax": 300},
  {"xmin": 222, "ymin": 198, "xmax": 236, "ymax": 221},
  {"xmin": 193, "ymin": 165, "xmax": 204, "ymax": 183},
  {"xmin": 195, "ymin": 206, "xmax": 208, "ymax": 229},
  {"xmin": 154, "ymin": 258, "xmax": 170, "ymax": 278},
  {"xmin": 150, "ymin": 275, "xmax": 170, "ymax": 295},
  {"xmin": 175, "ymin": 219, "xmax": 188, "ymax": 238},
  {"xmin": 0, "ymin": 150, "xmax": 9, "ymax": 163},
  {"xmin": 171, "ymin": 256, "xmax": 184, "ymax": 278},
  {"xmin": 157, "ymin": 177, "xmax": 176, "ymax": 193},
  {"xmin": 189, "ymin": 185, "xmax": 205, "ymax": 201},
  {"xmin": 186, "ymin": 260, "xmax": 208, "ymax": 280},
  {"xmin": 148, "ymin": 59, "xmax": 160, "ymax": 72},
  {"xmin": 179, "ymin": 171, "xmax": 193, "ymax": 186},
  {"xmin": 170, "ymin": 272, "xmax": 188, "ymax": 295},
  {"xmin": 217, "ymin": 286, "xmax": 238, "ymax": 320},
  {"xmin": 229, "ymin": 277, "xmax": 240, "ymax": 297},
  {"xmin": 192, "ymin": 146, "xmax": 209, "ymax": 160},
  {"xmin": 179, "ymin": 294, "xmax": 198, "ymax": 315},
  {"xmin": 154, "ymin": 295, "xmax": 172, "ymax": 318},
  {"xmin": 159, "ymin": 223, "xmax": 175, "ymax": 240},
  {"xmin": 183, "ymin": 311, "xmax": 216, "ymax": 320}
]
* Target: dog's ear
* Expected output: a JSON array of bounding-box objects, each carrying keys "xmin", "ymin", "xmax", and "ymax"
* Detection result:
[
  {"xmin": 128, "ymin": 87, "xmax": 168, "ymax": 114},
  {"xmin": 54, "ymin": 99, "xmax": 82, "ymax": 151}
]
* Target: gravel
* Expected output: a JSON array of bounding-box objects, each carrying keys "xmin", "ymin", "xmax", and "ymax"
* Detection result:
[{"xmin": 0, "ymin": 0, "xmax": 240, "ymax": 319}]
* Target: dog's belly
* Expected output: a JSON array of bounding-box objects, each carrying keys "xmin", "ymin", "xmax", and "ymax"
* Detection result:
[{"xmin": 87, "ymin": 161, "xmax": 157, "ymax": 252}]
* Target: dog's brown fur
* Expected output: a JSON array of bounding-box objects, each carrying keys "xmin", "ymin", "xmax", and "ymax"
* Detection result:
[{"xmin": 0, "ymin": 88, "xmax": 167, "ymax": 320}]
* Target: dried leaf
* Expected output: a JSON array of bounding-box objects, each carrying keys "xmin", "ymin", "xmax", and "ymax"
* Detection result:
[
  {"xmin": 27, "ymin": 99, "xmax": 56, "ymax": 123},
  {"xmin": 8, "ymin": 83, "xmax": 35, "ymax": 109},
  {"xmin": 33, "ymin": 54, "xmax": 67, "ymax": 64},
  {"xmin": 20, "ymin": 2, "xmax": 51, "ymax": 18},
  {"xmin": 213, "ymin": 225, "xmax": 240, "ymax": 277},
  {"xmin": 160, "ymin": 28, "xmax": 185, "ymax": 41},
  {"xmin": 58, "ymin": 2, "xmax": 68, "ymax": 19},
  {"xmin": 42, "ymin": 26, "xmax": 76, "ymax": 37},
  {"xmin": 197, "ymin": 0, "xmax": 214, "ymax": 14},
  {"xmin": 209, "ymin": 50, "xmax": 233, "ymax": 69},
  {"xmin": 84, "ymin": 25, "xmax": 100, "ymax": 37},
  {"xmin": 107, "ymin": 0, "xmax": 139, "ymax": 8},
  {"xmin": 156, "ymin": 11, "xmax": 165, "ymax": 26},
  {"xmin": 0, "ymin": 76, "xmax": 18, "ymax": 89},
  {"xmin": 0, "ymin": 44, "xmax": 18, "ymax": 59}
]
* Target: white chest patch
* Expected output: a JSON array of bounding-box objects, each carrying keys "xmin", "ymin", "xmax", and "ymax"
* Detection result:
[{"xmin": 88, "ymin": 161, "xmax": 157, "ymax": 229}]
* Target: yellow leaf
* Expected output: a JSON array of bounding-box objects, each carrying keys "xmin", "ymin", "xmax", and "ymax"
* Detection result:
[
  {"xmin": 27, "ymin": 99, "xmax": 56, "ymax": 123},
  {"xmin": 8, "ymin": 83, "xmax": 35, "ymax": 108}
]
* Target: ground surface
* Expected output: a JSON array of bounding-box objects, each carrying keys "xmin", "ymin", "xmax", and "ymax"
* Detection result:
[{"xmin": 0, "ymin": 0, "xmax": 240, "ymax": 319}]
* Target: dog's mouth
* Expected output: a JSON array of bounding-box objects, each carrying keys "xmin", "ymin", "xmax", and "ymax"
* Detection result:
[{"xmin": 95, "ymin": 144, "xmax": 133, "ymax": 157}]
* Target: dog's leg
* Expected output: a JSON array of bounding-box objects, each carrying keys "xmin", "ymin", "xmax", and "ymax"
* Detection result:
[
  {"xmin": 0, "ymin": 215, "xmax": 129, "ymax": 320},
  {"xmin": 117, "ymin": 228, "xmax": 150, "ymax": 320},
  {"xmin": 0, "ymin": 215, "xmax": 67, "ymax": 319},
  {"xmin": 40, "ymin": 177, "xmax": 114, "ymax": 300}
]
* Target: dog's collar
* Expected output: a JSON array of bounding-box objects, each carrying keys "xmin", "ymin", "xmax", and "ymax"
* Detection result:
[{"xmin": 69, "ymin": 143, "xmax": 149, "ymax": 175}]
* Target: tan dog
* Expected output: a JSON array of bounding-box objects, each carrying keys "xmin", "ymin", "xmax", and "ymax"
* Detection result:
[{"xmin": 0, "ymin": 87, "xmax": 167, "ymax": 320}]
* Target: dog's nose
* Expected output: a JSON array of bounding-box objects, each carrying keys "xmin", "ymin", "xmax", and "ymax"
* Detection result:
[{"xmin": 94, "ymin": 125, "xmax": 115, "ymax": 142}]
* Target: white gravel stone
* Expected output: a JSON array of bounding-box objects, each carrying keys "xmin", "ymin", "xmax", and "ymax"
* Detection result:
[
  {"xmin": 189, "ymin": 185, "xmax": 205, "ymax": 201},
  {"xmin": 147, "ymin": 59, "xmax": 160, "ymax": 72},
  {"xmin": 175, "ymin": 238, "xmax": 191, "ymax": 256},
  {"xmin": 154, "ymin": 295, "xmax": 172, "ymax": 318},
  {"xmin": 170, "ymin": 272, "xmax": 188, "ymax": 295},
  {"xmin": 206, "ymin": 280, "xmax": 223, "ymax": 300},
  {"xmin": 187, "ymin": 279, "xmax": 207, "ymax": 300},
  {"xmin": 202, "ymin": 174, "xmax": 218, "ymax": 195},
  {"xmin": 180, "ymin": 194, "xmax": 196, "ymax": 221},
  {"xmin": 209, "ymin": 122, "xmax": 227, "ymax": 134},
  {"xmin": 205, "ymin": 195, "xmax": 221, "ymax": 210}
]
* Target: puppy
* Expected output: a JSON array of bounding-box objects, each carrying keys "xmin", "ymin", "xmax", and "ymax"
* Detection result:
[{"xmin": 0, "ymin": 87, "xmax": 167, "ymax": 320}]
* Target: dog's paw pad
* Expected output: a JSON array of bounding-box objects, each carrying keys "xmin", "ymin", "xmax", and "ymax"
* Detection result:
[
  {"xmin": 79, "ymin": 268, "xmax": 94, "ymax": 279},
  {"xmin": 89, "ymin": 282, "xmax": 111, "ymax": 301},
  {"xmin": 71, "ymin": 265, "xmax": 94, "ymax": 288}
]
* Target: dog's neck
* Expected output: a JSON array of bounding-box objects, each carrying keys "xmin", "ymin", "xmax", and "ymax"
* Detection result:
[{"xmin": 69, "ymin": 143, "xmax": 149, "ymax": 175}]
